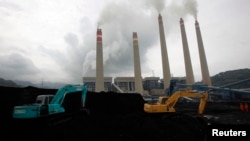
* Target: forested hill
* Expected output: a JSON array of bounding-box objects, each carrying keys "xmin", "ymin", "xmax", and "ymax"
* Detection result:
[
  {"xmin": 0, "ymin": 78, "xmax": 18, "ymax": 87},
  {"xmin": 211, "ymin": 68, "xmax": 250, "ymax": 88}
]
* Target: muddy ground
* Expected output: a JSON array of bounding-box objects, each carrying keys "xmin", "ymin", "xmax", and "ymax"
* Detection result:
[{"xmin": 1, "ymin": 86, "xmax": 250, "ymax": 141}]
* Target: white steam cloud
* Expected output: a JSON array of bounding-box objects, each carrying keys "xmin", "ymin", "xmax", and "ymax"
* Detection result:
[
  {"xmin": 183, "ymin": 0, "xmax": 198, "ymax": 19},
  {"xmin": 82, "ymin": 0, "xmax": 199, "ymax": 77},
  {"xmin": 165, "ymin": 0, "xmax": 198, "ymax": 20},
  {"xmin": 145, "ymin": 0, "xmax": 166, "ymax": 13}
]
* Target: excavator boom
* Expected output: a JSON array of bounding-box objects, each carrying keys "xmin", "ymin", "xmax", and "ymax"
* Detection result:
[{"xmin": 144, "ymin": 90, "xmax": 208, "ymax": 115}]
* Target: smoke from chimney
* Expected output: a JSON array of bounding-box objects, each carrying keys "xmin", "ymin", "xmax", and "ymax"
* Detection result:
[
  {"xmin": 145, "ymin": 0, "xmax": 166, "ymax": 13},
  {"xmin": 183, "ymin": 0, "xmax": 198, "ymax": 19},
  {"xmin": 82, "ymin": 0, "xmax": 200, "ymax": 78}
]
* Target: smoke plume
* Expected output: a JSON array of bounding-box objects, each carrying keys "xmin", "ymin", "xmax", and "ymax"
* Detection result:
[
  {"xmin": 145, "ymin": 0, "xmax": 166, "ymax": 13},
  {"xmin": 183, "ymin": 0, "xmax": 198, "ymax": 19},
  {"xmin": 82, "ymin": 0, "xmax": 199, "ymax": 77}
]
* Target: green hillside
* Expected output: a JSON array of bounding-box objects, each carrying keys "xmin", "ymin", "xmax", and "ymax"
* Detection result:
[
  {"xmin": 0, "ymin": 78, "xmax": 18, "ymax": 87},
  {"xmin": 211, "ymin": 68, "xmax": 250, "ymax": 88}
]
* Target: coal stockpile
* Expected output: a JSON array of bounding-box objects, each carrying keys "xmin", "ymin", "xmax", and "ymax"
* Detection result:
[
  {"xmin": 2, "ymin": 86, "xmax": 250, "ymax": 141},
  {"xmin": 84, "ymin": 91, "xmax": 145, "ymax": 115}
]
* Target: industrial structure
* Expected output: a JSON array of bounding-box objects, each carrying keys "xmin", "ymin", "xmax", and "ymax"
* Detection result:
[
  {"xmin": 85, "ymin": 14, "xmax": 213, "ymax": 95},
  {"xmin": 180, "ymin": 18, "xmax": 195, "ymax": 85},
  {"xmin": 83, "ymin": 76, "xmax": 186, "ymax": 95},
  {"xmin": 95, "ymin": 28, "xmax": 105, "ymax": 92},
  {"xmin": 132, "ymin": 32, "xmax": 144, "ymax": 94},
  {"xmin": 158, "ymin": 14, "xmax": 171, "ymax": 89},
  {"xmin": 195, "ymin": 20, "xmax": 212, "ymax": 86},
  {"xmin": 83, "ymin": 77, "xmax": 112, "ymax": 92},
  {"xmin": 114, "ymin": 77, "xmax": 135, "ymax": 93}
]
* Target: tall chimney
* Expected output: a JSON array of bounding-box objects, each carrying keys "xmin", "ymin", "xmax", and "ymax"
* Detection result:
[
  {"xmin": 133, "ymin": 32, "xmax": 143, "ymax": 94},
  {"xmin": 195, "ymin": 20, "xmax": 212, "ymax": 86},
  {"xmin": 95, "ymin": 28, "xmax": 105, "ymax": 92},
  {"xmin": 180, "ymin": 18, "xmax": 195, "ymax": 85},
  {"xmin": 158, "ymin": 14, "xmax": 171, "ymax": 89}
]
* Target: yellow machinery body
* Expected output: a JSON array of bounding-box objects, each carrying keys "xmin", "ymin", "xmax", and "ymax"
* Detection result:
[{"xmin": 144, "ymin": 90, "xmax": 208, "ymax": 115}]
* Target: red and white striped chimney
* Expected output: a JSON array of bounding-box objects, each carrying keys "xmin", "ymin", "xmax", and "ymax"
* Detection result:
[{"xmin": 95, "ymin": 28, "xmax": 105, "ymax": 92}]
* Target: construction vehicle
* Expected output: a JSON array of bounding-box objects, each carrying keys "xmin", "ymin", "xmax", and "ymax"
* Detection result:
[
  {"xmin": 144, "ymin": 89, "xmax": 209, "ymax": 115},
  {"xmin": 10, "ymin": 83, "xmax": 209, "ymax": 140},
  {"xmin": 35, "ymin": 95, "xmax": 54, "ymax": 105},
  {"xmin": 13, "ymin": 83, "xmax": 209, "ymax": 118},
  {"xmin": 12, "ymin": 84, "xmax": 88, "ymax": 119},
  {"xmin": 143, "ymin": 78, "xmax": 250, "ymax": 117}
]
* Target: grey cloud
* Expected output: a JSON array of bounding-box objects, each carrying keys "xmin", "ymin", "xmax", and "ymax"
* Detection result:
[
  {"xmin": 38, "ymin": 33, "xmax": 86, "ymax": 84},
  {"xmin": 64, "ymin": 33, "xmax": 85, "ymax": 81},
  {"xmin": 0, "ymin": 52, "xmax": 40, "ymax": 80}
]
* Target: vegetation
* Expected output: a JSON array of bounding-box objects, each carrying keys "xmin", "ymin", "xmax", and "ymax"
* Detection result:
[
  {"xmin": 211, "ymin": 68, "xmax": 250, "ymax": 88},
  {"xmin": 0, "ymin": 78, "xmax": 19, "ymax": 87}
]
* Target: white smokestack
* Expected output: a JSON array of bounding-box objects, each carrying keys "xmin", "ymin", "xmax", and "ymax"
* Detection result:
[
  {"xmin": 180, "ymin": 18, "xmax": 195, "ymax": 85},
  {"xmin": 133, "ymin": 32, "xmax": 144, "ymax": 95},
  {"xmin": 158, "ymin": 14, "xmax": 171, "ymax": 89},
  {"xmin": 195, "ymin": 20, "xmax": 212, "ymax": 86}
]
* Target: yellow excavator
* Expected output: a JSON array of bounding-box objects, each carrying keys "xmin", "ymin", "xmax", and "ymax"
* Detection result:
[{"xmin": 144, "ymin": 89, "xmax": 209, "ymax": 115}]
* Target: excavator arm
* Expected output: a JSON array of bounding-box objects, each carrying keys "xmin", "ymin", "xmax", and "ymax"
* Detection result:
[
  {"xmin": 144, "ymin": 90, "xmax": 208, "ymax": 115},
  {"xmin": 165, "ymin": 90, "xmax": 208, "ymax": 115}
]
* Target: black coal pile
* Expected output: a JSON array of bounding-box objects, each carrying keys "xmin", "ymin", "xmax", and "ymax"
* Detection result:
[{"xmin": 1, "ymin": 86, "xmax": 249, "ymax": 141}]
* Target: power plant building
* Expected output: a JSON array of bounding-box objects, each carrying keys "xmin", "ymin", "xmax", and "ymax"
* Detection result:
[
  {"xmin": 114, "ymin": 77, "xmax": 135, "ymax": 93},
  {"xmin": 83, "ymin": 77, "xmax": 112, "ymax": 92},
  {"xmin": 84, "ymin": 16, "xmax": 212, "ymax": 94},
  {"xmin": 143, "ymin": 77, "xmax": 163, "ymax": 91}
]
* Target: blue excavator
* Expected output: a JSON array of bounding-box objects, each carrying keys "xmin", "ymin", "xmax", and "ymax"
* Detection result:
[{"xmin": 12, "ymin": 84, "xmax": 88, "ymax": 119}]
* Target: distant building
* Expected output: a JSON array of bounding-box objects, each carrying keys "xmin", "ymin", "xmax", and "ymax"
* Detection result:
[
  {"xmin": 171, "ymin": 77, "xmax": 186, "ymax": 85},
  {"xmin": 114, "ymin": 77, "xmax": 135, "ymax": 93},
  {"xmin": 143, "ymin": 77, "xmax": 163, "ymax": 91},
  {"xmin": 104, "ymin": 77, "xmax": 112, "ymax": 92},
  {"xmin": 83, "ymin": 77, "xmax": 112, "ymax": 92},
  {"xmin": 83, "ymin": 76, "xmax": 187, "ymax": 95},
  {"xmin": 83, "ymin": 77, "xmax": 96, "ymax": 91}
]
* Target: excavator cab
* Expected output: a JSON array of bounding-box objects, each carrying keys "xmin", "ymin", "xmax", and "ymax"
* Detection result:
[{"xmin": 158, "ymin": 96, "xmax": 169, "ymax": 104}]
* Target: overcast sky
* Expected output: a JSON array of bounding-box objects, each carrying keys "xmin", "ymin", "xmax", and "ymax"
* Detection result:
[{"xmin": 0, "ymin": 0, "xmax": 249, "ymax": 85}]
